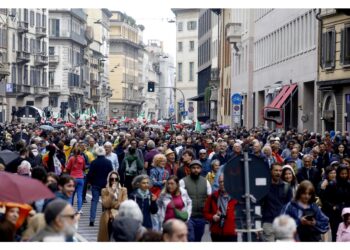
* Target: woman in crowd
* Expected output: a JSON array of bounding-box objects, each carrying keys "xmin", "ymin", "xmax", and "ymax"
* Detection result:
[
  {"xmin": 262, "ymin": 145, "xmax": 276, "ymax": 168},
  {"xmin": 150, "ymin": 154, "xmax": 170, "ymax": 198},
  {"xmin": 129, "ymin": 175, "xmax": 158, "ymax": 230},
  {"xmin": 333, "ymin": 144, "xmax": 349, "ymax": 162},
  {"xmin": 203, "ymin": 174, "xmax": 238, "ymax": 242},
  {"xmin": 281, "ymin": 165, "xmax": 298, "ymax": 198},
  {"xmin": 281, "ymin": 180, "xmax": 329, "ymax": 242},
  {"xmin": 206, "ymin": 159, "xmax": 220, "ymax": 187},
  {"xmin": 65, "ymin": 147, "xmax": 86, "ymax": 214},
  {"xmin": 157, "ymin": 176, "xmax": 192, "ymax": 226},
  {"xmin": 98, "ymin": 171, "xmax": 127, "ymax": 242}
]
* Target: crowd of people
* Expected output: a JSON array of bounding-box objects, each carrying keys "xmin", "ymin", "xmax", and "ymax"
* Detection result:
[{"xmin": 1, "ymin": 121, "xmax": 350, "ymax": 242}]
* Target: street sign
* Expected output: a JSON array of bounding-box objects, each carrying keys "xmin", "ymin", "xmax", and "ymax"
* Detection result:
[
  {"xmin": 181, "ymin": 111, "xmax": 188, "ymax": 116},
  {"xmin": 232, "ymin": 93, "xmax": 242, "ymax": 105},
  {"xmin": 169, "ymin": 107, "xmax": 174, "ymax": 113},
  {"xmin": 188, "ymin": 106, "xmax": 194, "ymax": 113}
]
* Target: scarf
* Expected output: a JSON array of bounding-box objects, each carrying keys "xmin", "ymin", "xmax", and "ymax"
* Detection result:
[
  {"xmin": 218, "ymin": 192, "xmax": 230, "ymax": 217},
  {"xmin": 125, "ymin": 154, "xmax": 138, "ymax": 164},
  {"xmin": 137, "ymin": 188, "xmax": 150, "ymax": 200}
]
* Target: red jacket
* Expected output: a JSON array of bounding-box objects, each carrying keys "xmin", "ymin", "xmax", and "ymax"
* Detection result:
[{"xmin": 203, "ymin": 190, "xmax": 238, "ymax": 236}]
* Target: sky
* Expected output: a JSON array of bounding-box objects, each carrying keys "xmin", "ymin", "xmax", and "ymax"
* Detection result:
[{"xmin": 117, "ymin": 6, "xmax": 177, "ymax": 60}]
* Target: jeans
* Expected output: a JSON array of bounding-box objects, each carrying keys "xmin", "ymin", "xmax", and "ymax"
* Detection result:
[
  {"xmin": 82, "ymin": 174, "xmax": 89, "ymax": 201},
  {"xmin": 187, "ymin": 217, "xmax": 206, "ymax": 242},
  {"xmin": 90, "ymin": 185, "xmax": 102, "ymax": 223},
  {"xmin": 70, "ymin": 178, "xmax": 84, "ymax": 211}
]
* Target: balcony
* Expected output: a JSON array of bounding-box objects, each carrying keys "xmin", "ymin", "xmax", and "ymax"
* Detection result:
[
  {"xmin": 0, "ymin": 63, "xmax": 10, "ymax": 78},
  {"xmin": 34, "ymin": 86, "xmax": 49, "ymax": 97},
  {"xmin": 69, "ymin": 86, "xmax": 84, "ymax": 95},
  {"xmin": 48, "ymin": 85, "xmax": 61, "ymax": 93},
  {"xmin": 90, "ymin": 79, "xmax": 99, "ymax": 87},
  {"xmin": 91, "ymin": 90, "xmax": 100, "ymax": 102},
  {"xmin": 18, "ymin": 21, "xmax": 29, "ymax": 33},
  {"xmin": 35, "ymin": 27, "xmax": 47, "ymax": 38},
  {"xmin": 7, "ymin": 84, "xmax": 33, "ymax": 96},
  {"xmin": 49, "ymin": 55, "xmax": 59, "ymax": 66},
  {"xmin": 71, "ymin": 9, "xmax": 87, "ymax": 22},
  {"xmin": 34, "ymin": 55, "xmax": 49, "ymax": 66},
  {"xmin": 16, "ymin": 51, "xmax": 31, "ymax": 64}
]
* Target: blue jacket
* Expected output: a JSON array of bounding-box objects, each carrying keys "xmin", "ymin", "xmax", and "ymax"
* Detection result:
[
  {"xmin": 200, "ymin": 158, "xmax": 211, "ymax": 177},
  {"xmin": 87, "ymin": 156, "xmax": 113, "ymax": 188},
  {"xmin": 281, "ymin": 201, "xmax": 329, "ymax": 233},
  {"xmin": 150, "ymin": 167, "xmax": 169, "ymax": 188},
  {"xmin": 129, "ymin": 190, "xmax": 158, "ymax": 229}
]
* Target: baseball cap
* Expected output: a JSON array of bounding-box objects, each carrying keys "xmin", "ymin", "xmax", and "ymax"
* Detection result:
[
  {"xmin": 189, "ymin": 160, "xmax": 202, "ymax": 168},
  {"xmin": 199, "ymin": 149, "xmax": 207, "ymax": 154}
]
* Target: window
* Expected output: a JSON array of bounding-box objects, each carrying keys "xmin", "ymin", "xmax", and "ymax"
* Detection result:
[
  {"xmin": 177, "ymin": 22, "xmax": 183, "ymax": 32},
  {"xmin": 36, "ymin": 13, "xmax": 41, "ymax": 27},
  {"xmin": 178, "ymin": 42, "xmax": 183, "ymax": 52},
  {"xmin": 24, "ymin": 9, "xmax": 28, "ymax": 22},
  {"xmin": 49, "ymin": 71, "xmax": 55, "ymax": 86},
  {"xmin": 49, "ymin": 46, "xmax": 55, "ymax": 55},
  {"xmin": 187, "ymin": 21, "xmax": 197, "ymax": 30},
  {"xmin": 43, "ymin": 70, "xmax": 47, "ymax": 86},
  {"xmin": 24, "ymin": 37, "xmax": 28, "ymax": 52},
  {"xmin": 49, "ymin": 19, "xmax": 60, "ymax": 37},
  {"xmin": 42, "ymin": 41, "xmax": 47, "ymax": 54},
  {"xmin": 177, "ymin": 62, "xmax": 183, "ymax": 82},
  {"xmin": 0, "ymin": 9, "xmax": 7, "ymax": 15},
  {"xmin": 190, "ymin": 41, "xmax": 194, "ymax": 51},
  {"xmin": 24, "ymin": 66, "xmax": 28, "ymax": 85},
  {"xmin": 11, "ymin": 65, "xmax": 16, "ymax": 83},
  {"xmin": 30, "ymin": 10, "xmax": 34, "ymax": 27},
  {"xmin": 0, "ymin": 28, "xmax": 7, "ymax": 49},
  {"xmin": 30, "ymin": 39, "xmax": 34, "ymax": 53},
  {"xmin": 189, "ymin": 62, "xmax": 194, "ymax": 81},
  {"xmin": 49, "ymin": 96, "xmax": 58, "ymax": 107},
  {"xmin": 12, "ymin": 34, "xmax": 15, "ymax": 52},
  {"xmin": 322, "ymin": 29, "xmax": 336, "ymax": 69},
  {"xmin": 42, "ymin": 14, "xmax": 47, "ymax": 28},
  {"xmin": 17, "ymin": 66, "xmax": 22, "ymax": 84},
  {"xmin": 340, "ymin": 26, "xmax": 350, "ymax": 66}
]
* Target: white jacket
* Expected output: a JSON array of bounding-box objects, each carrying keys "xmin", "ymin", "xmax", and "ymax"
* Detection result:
[{"xmin": 157, "ymin": 187, "xmax": 192, "ymax": 224}]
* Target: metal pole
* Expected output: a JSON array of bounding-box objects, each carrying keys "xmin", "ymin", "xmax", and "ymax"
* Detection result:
[{"xmin": 243, "ymin": 151, "xmax": 252, "ymax": 242}]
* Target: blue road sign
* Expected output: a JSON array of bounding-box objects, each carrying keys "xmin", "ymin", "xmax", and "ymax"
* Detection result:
[
  {"xmin": 181, "ymin": 111, "xmax": 188, "ymax": 116},
  {"xmin": 232, "ymin": 93, "xmax": 242, "ymax": 105}
]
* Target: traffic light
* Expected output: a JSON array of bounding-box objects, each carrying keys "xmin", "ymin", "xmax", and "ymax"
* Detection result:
[{"xmin": 147, "ymin": 81, "xmax": 155, "ymax": 92}]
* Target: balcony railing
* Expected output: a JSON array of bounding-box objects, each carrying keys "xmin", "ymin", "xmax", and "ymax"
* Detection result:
[
  {"xmin": 7, "ymin": 84, "xmax": 33, "ymax": 95},
  {"xmin": 34, "ymin": 55, "xmax": 49, "ymax": 66},
  {"xmin": 69, "ymin": 86, "xmax": 84, "ymax": 95},
  {"xmin": 35, "ymin": 27, "xmax": 47, "ymax": 38},
  {"xmin": 49, "ymin": 55, "xmax": 59, "ymax": 64},
  {"xmin": 48, "ymin": 85, "xmax": 61, "ymax": 93},
  {"xmin": 34, "ymin": 86, "xmax": 49, "ymax": 96},
  {"xmin": 18, "ymin": 21, "xmax": 29, "ymax": 33},
  {"xmin": 90, "ymin": 79, "xmax": 99, "ymax": 87},
  {"xmin": 16, "ymin": 51, "xmax": 31, "ymax": 63}
]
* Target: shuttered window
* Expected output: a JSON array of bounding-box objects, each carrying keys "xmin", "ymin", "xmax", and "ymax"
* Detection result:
[
  {"xmin": 321, "ymin": 29, "xmax": 336, "ymax": 69},
  {"xmin": 340, "ymin": 26, "xmax": 350, "ymax": 66}
]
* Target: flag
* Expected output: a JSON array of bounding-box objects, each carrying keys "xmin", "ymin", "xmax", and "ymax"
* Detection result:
[
  {"xmin": 91, "ymin": 107, "xmax": 97, "ymax": 117},
  {"xmin": 194, "ymin": 120, "xmax": 202, "ymax": 133},
  {"xmin": 169, "ymin": 123, "xmax": 175, "ymax": 132}
]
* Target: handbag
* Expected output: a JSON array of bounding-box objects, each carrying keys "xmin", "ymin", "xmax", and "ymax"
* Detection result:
[{"xmin": 171, "ymin": 201, "xmax": 188, "ymax": 222}]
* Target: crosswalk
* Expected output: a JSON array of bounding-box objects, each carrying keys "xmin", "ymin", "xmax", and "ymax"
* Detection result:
[{"xmin": 74, "ymin": 193, "xmax": 102, "ymax": 242}]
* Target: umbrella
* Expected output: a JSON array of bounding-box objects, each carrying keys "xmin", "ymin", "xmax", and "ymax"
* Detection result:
[
  {"xmin": 0, "ymin": 150, "xmax": 19, "ymax": 165},
  {"xmin": 65, "ymin": 122, "xmax": 75, "ymax": 128},
  {"xmin": 201, "ymin": 123, "xmax": 211, "ymax": 130},
  {"xmin": 52, "ymin": 124, "xmax": 65, "ymax": 129},
  {"xmin": 182, "ymin": 119, "xmax": 193, "ymax": 125},
  {"xmin": 147, "ymin": 124, "xmax": 163, "ymax": 129},
  {"xmin": 39, "ymin": 125, "xmax": 54, "ymax": 131},
  {"xmin": 0, "ymin": 171, "xmax": 55, "ymax": 204}
]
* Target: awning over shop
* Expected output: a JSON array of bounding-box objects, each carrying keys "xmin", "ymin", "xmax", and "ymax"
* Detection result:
[
  {"xmin": 267, "ymin": 83, "xmax": 298, "ymax": 109},
  {"xmin": 187, "ymin": 93, "xmax": 204, "ymax": 101}
]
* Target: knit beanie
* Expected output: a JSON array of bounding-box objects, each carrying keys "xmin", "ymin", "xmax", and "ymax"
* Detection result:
[{"xmin": 44, "ymin": 199, "xmax": 69, "ymax": 225}]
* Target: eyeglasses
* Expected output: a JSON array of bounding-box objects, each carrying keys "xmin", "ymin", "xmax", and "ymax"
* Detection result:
[
  {"xmin": 110, "ymin": 178, "xmax": 119, "ymax": 182},
  {"xmin": 60, "ymin": 214, "xmax": 76, "ymax": 220}
]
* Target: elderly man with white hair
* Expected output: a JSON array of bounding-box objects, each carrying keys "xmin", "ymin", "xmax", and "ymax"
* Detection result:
[
  {"xmin": 104, "ymin": 141, "xmax": 119, "ymax": 171},
  {"xmin": 272, "ymin": 215, "xmax": 297, "ymax": 241}
]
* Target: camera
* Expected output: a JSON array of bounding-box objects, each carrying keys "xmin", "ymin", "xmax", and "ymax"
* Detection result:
[{"xmin": 219, "ymin": 214, "xmax": 226, "ymax": 228}]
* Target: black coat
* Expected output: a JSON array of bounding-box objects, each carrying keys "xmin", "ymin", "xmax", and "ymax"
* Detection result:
[
  {"xmin": 87, "ymin": 156, "xmax": 113, "ymax": 188},
  {"xmin": 129, "ymin": 190, "xmax": 158, "ymax": 229},
  {"xmin": 296, "ymin": 167, "xmax": 322, "ymax": 189}
]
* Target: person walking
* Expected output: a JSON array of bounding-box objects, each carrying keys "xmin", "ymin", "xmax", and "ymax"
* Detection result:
[
  {"xmin": 281, "ymin": 180, "xmax": 329, "ymax": 242},
  {"xmin": 203, "ymin": 174, "xmax": 238, "ymax": 242},
  {"xmin": 104, "ymin": 142, "xmax": 119, "ymax": 172},
  {"xmin": 336, "ymin": 207, "xmax": 350, "ymax": 242},
  {"xmin": 65, "ymin": 147, "xmax": 86, "ymax": 214},
  {"xmin": 179, "ymin": 160, "xmax": 212, "ymax": 242},
  {"xmin": 129, "ymin": 175, "xmax": 158, "ymax": 230},
  {"xmin": 87, "ymin": 147, "xmax": 113, "ymax": 227},
  {"xmin": 157, "ymin": 176, "xmax": 192, "ymax": 226},
  {"xmin": 98, "ymin": 171, "xmax": 127, "ymax": 241}
]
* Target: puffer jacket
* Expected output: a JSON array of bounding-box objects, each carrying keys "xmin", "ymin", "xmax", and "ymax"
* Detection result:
[{"xmin": 157, "ymin": 187, "xmax": 192, "ymax": 224}]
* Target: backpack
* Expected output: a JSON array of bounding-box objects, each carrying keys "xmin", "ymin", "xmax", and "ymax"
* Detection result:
[{"xmin": 125, "ymin": 159, "xmax": 138, "ymax": 176}]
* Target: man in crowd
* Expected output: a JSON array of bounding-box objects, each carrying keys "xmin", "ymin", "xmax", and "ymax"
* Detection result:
[
  {"xmin": 198, "ymin": 149, "xmax": 211, "ymax": 177},
  {"xmin": 104, "ymin": 141, "xmax": 119, "ymax": 171},
  {"xmin": 87, "ymin": 146, "xmax": 113, "ymax": 227},
  {"xmin": 272, "ymin": 215, "xmax": 297, "ymax": 242},
  {"xmin": 176, "ymin": 149, "xmax": 195, "ymax": 180},
  {"xmin": 162, "ymin": 219, "xmax": 188, "ymax": 242},
  {"xmin": 296, "ymin": 154, "xmax": 321, "ymax": 188},
  {"xmin": 180, "ymin": 160, "xmax": 212, "ymax": 242},
  {"xmin": 211, "ymin": 141, "xmax": 233, "ymax": 165},
  {"xmin": 261, "ymin": 163, "xmax": 293, "ymax": 242}
]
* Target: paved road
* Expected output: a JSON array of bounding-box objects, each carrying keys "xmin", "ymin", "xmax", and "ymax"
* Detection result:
[{"xmin": 73, "ymin": 192, "xmax": 211, "ymax": 242}]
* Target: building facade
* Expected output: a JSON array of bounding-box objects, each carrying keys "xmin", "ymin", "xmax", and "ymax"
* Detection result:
[
  {"xmin": 48, "ymin": 8, "xmax": 88, "ymax": 119},
  {"xmin": 317, "ymin": 9, "xmax": 350, "ymax": 133},
  {"xmin": 172, "ymin": 9, "xmax": 199, "ymax": 122},
  {"xmin": 1, "ymin": 8, "xmax": 49, "ymax": 122},
  {"xmin": 109, "ymin": 11, "xmax": 144, "ymax": 119}
]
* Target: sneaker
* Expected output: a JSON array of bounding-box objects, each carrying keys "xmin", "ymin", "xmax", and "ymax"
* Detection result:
[{"xmin": 89, "ymin": 222, "xmax": 94, "ymax": 227}]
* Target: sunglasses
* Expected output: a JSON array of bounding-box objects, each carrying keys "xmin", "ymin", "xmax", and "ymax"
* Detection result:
[
  {"xmin": 110, "ymin": 178, "xmax": 119, "ymax": 182},
  {"xmin": 60, "ymin": 214, "xmax": 76, "ymax": 220}
]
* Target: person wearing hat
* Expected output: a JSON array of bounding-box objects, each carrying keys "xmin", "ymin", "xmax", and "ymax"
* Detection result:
[
  {"xmin": 336, "ymin": 207, "xmax": 350, "ymax": 241},
  {"xmin": 179, "ymin": 160, "xmax": 212, "ymax": 242},
  {"xmin": 30, "ymin": 199, "xmax": 78, "ymax": 242},
  {"xmin": 165, "ymin": 149, "xmax": 179, "ymax": 176}
]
